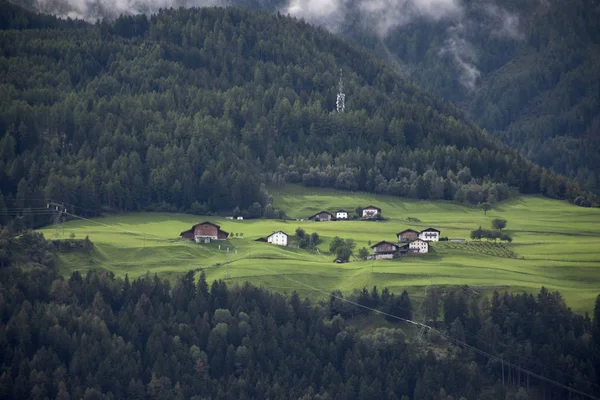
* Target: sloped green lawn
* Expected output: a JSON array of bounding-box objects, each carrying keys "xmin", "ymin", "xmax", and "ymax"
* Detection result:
[{"xmin": 39, "ymin": 186, "xmax": 600, "ymax": 314}]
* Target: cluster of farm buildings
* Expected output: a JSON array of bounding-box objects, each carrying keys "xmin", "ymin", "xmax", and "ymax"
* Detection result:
[
  {"xmin": 307, "ymin": 205, "xmax": 381, "ymax": 221},
  {"xmin": 369, "ymin": 228, "xmax": 439, "ymax": 259},
  {"xmin": 179, "ymin": 205, "xmax": 450, "ymax": 260}
]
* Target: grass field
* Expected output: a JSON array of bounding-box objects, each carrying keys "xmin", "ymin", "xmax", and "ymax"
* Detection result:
[{"xmin": 39, "ymin": 185, "xmax": 600, "ymax": 314}]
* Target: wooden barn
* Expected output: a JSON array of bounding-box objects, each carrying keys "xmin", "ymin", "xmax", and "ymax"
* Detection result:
[
  {"xmin": 397, "ymin": 229, "xmax": 419, "ymax": 242},
  {"xmin": 180, "ymin": 222, "xmax": 229, "ymax": 243},
  {"xmin": 370, "ymin": 241, "xmax": 399, "ymax": 260},
  {"xmin": 308, "ymin": 211, "xmax": 333, "ymax": 221}
]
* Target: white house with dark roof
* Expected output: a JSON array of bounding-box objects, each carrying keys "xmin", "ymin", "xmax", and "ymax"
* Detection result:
[
  {"xmin": 267, "ymin": 231, "xmax": 288, "ymax": 246},
  {"xmin": 409, "ymin": 239, "xmax": 429, "ymax": 254},
  {"xmin": 336, "ymin": 209, "xmax": 349, "ymax": 219},
  {"xmin": 419, "ymin": 228, "xmax": 440, "ymax": 242},
  {"xmin": 362, "ymin": 205, "xmax": 381, "ymax": 219}
]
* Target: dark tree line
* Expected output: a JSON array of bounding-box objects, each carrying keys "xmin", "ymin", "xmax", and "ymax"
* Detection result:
[
  {"xmin": 1, "ymin": 231, "xmax": 600, "ymax": 399},
  {"xmin": 0, "ymin": 4, "xmax": 598, "ymax": 232}
]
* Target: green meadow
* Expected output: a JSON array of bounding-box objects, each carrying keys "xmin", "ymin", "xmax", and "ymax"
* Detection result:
[{"xmin": 39, "ymin": 185, "xmax": 600, "ymax": 314}]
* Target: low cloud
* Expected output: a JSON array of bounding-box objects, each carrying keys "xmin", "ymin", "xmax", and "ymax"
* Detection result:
[
  {"xmin": 285, "ymin": 0, "xmax": 346, "ymax": 32},
  {"xmin": 285, "ymin": 0, "xmax": 462, "ymax": 36},
  {"xmin": 30, "ymin": 0, "xmax": 524, "ymax": 91},
  {"xmin": 284, "ymin": 0, "xmax": 523, "ymax": 90},
  {"xmin": 439, "ymin": 22, "xmax": 480, "ymax": 90},
  {"xmin": 33, "ymin": 0, "xmax": 229, "ymax": 21},
  {"xmin": 480, "ymin": 3, "xmax": 523, "ymax": 40},
  {"xmin": 359, "ymin": 0, "xmax": 462, "ymax": 37}
]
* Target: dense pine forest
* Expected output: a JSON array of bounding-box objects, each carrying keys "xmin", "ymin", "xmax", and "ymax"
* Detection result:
[
  {"xmin": 8, "ymin": 0, "xmax": 600, "ymax": 193},
  {"xmin": 356, "ymin": 0, "xmax": 600, "ymax": 194},
  {"xmin": 0, "ymin": 2, "xmax": 597, "ymax": 230},
  {"xmin": 1, "ymin": 230, "xmax": 600, "ymax": 399}
]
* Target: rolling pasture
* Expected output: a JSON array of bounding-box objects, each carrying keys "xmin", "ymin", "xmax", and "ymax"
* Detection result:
[{"xmin": 39, "ymin": 186, "xmax": 600, "ymax": 314}]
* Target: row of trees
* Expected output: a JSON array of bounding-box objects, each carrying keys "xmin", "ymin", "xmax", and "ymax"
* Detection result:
[
  {"xmin": 294, "ymin": 227, "xmax": 320, "ymax": 249},
  {"xmin": 1, "ymin": 230, "xmax": 600, "ymax": 399},
  {"xmin": 470, "ymin": 227, "xmax": 513, "ymax": 242},
  {"xmin": 470, "ymin": 218, "xmax": 512, "ymax": 242}
]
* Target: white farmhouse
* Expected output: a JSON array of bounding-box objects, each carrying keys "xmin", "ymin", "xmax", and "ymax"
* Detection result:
[
  {"xmin": 267, "ymin": 231, "xmax": 288, "ymax": 246},
  {"xmin": 419, "ymin": 228, "xmax": 440, "ymax": 242},
  {"xmin": 409, "ymin": 239, "xmax": 429, "ymax": 254},
  {"xmin": 362, "ymin": 205, "xmax": 381, "ymax": 219},
  {"xmin": 336, "ymin": 209, "xmax": 349, "ymax": 220}
]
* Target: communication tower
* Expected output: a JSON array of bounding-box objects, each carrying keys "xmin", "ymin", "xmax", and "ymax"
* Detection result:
[{"xmin": 336, "ymin": 69, "xmax": 345, "ymax": 113}]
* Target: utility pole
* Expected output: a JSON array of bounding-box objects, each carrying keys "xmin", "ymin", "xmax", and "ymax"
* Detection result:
[
  {"xmin": 47, "ymin": 201, "xmax": 67, "ymax": 238},
  {"xmin": 224, "ymin": 247, "xmax": 231, "ymax": 279},
  {"xmin": 417, "ymin": 275, "xmax": 434, "ymax": 343}
]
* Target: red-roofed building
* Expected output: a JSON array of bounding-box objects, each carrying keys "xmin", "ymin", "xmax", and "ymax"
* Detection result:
[{"xmin": 180, "ymin": 222, "xmax": 229, "ymax": 243}]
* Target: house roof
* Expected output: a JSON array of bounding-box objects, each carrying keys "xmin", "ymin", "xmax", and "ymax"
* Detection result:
[
  {"xmin": 397, "ymin": 229, "xmax": 419, "ymax": 235},
  {"xmin": 180, "ymin": 221, "xmax": 223, "ymax": 236},
  {"xmin": 255, "ymin": 237, "xmax": 268, "ymax": 242},
  {"xmin": 363, "ymin": 205, "xmax": 381, "ymax": 211},
  {"xmin": 267, "ymin": 230, "xmax": 288, "ymax": 238},
  {"xmin": 370, "ymin": 240, "xmax": 398, "ymax": 249},
  {"xmin": 308, "ymin": 211, "xmax": 333, "ymax": 218},
  {"xmin": 420, "ymin": 228, "xmax": 440, "ymax": 233},
  {"xmin": 336, "ymin": 209, "xmax": 349, "ymax": 213}
]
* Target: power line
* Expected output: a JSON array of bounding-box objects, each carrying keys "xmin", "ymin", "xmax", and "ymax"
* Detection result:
[
  {"xmin": 258, "ymin": 265, "xmax": 600, "ymax": 400},
  {"xmin": 62, "ymin": 210, "xmax": 171, "ymax": 241},
  {"xmin": 0, "ymin": 211, "xmax": 54, "ymax": 215},
  {"xmin": 232, "ymin": 247, "xmax": 597, "ymax": 388}
]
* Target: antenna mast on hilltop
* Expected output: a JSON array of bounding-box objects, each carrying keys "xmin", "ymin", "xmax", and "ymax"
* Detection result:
[{"xmin": 336, "ymin": 69, "xmax": 345, "ymax": 113}]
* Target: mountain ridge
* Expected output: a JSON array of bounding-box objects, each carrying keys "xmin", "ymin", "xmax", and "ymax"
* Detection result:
[{"xmin": 5, "ymin": 0, "xmax": 600, "ymax": 191}]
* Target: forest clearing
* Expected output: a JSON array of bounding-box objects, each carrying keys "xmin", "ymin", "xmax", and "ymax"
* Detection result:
[{"xmin": 39, "ymin": 186, "xmax": 600, "ymax": 314}]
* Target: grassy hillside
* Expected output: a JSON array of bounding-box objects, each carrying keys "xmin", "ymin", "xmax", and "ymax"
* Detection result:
[{"xmin": 39, "ymin": 186, "xmax": 600, "ymax": 314}]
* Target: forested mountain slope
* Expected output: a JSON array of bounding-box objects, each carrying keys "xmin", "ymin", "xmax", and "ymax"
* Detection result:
[
  {"xmin": 8, "ymin": 1, "xmax": 600, "ymax": 194},
  {"xmin": 369, "ymin": 0, "xmax": 600, "ymax": 193},
  {"xmin": 0, "ymin": 3, "xmax": 596, "ymax": 230}
]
